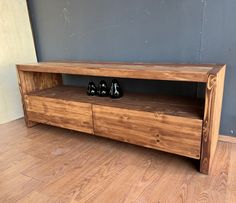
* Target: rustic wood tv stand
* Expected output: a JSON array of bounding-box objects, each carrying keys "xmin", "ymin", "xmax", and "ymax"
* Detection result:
[{"xmin": 17, "ymin": 62, "xmax": 226, "ymax": 174}]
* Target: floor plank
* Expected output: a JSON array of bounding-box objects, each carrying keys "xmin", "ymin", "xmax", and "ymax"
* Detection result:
[
  {"xmin": 0, "ymin": 119, "xmax": 235, "ymax": 203},
  {"xmin": 226, "ymin": 144, "xmax": 236, "ymax": 203}
]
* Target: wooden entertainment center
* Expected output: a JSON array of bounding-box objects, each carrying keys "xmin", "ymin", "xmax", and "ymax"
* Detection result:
[{"xmin": 17, "ymin": 62, "xmax": 226, "ymax": 174}]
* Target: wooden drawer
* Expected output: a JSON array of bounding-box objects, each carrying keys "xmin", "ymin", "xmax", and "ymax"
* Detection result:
[
  {"xmin": 24, "ymin": 95, "xmax": 93, "ymax": 134},
  {"xmin": 93, "ymin": 105, "xmax": 202, "ymax": 159}
]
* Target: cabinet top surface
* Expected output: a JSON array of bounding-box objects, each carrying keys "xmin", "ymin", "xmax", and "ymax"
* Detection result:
[{"xmin": 17, "ymin": 61, "xmax": 226, "ymax": 82}]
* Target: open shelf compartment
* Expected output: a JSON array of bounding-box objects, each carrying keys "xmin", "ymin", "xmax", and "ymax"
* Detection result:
[
  {"xmin": 17, "ymin": 62, "xmax": 226, "ymax": 174},
  {"xmin": 24, "ymin": 85, "xmax": 204, "ymax": 159},
  {"xmin": 27, "ymin": 85, "xmax": 204, "ymax": 120}
]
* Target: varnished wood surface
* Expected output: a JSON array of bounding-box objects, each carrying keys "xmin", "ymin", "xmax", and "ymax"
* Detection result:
[
  {"xmin": 219, "ymin": 135, "xmax": 236, "ymax": 144},
  {"xmin": 17, "ymin": 61, "xmax": 225, "ymax": 82},
  {"xmin": 200, "ymin": 65, "xmax": 226, "ymax": 174},
  {"xmin": 28, "ymin": 85, "xmax": 204, "ymax": 119},
  {"xmin": 17, "ymin": 70, "xmax": 62, "ymax": 127},
  {"xmin": 0, "ymin": 119, "xmax": 235, "ymax": 203},
  {"xmin": 25, "ymin": 86, "xmax": 203, "ymax": 159},
  {"xmin": 25, "ymin": 95, "xmax": 93, "ymax": 134},
  {"xmin": 209, "ymin": 66, "xmax": 226, "ymax": 163},
  {"xmin": 93, "ymin": 105, "xmax": 202, "ymax": 159},
  {"xmin": 16, "ymin": 62, "xmax": 226, "ymax": 175}
]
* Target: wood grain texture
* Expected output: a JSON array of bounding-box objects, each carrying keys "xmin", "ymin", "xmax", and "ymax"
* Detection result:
[
  {"xmin": 0, "ymin": 119, "xmax": 235, "ymax": 203},
  {"xmin": 17, "ymin": 69, "xmax": 62, "ymax": 127},
  {"xmin": 200, "ymin": 65, "xmax": 226, "ymax": 174},
  {"xmin": 25, "ymin": 95, "xmax": 93, "ymax": 134},
  {"xmin": 29, "ymin": 85, "xmax": 204, "ymax": 119},
  {"xmin": 16, "ymin": 62, "xmax": 226, "ymax": 175},
  {"xmin": 226, "ymin": 144, "xmax": 236, "ymax": 202},
  {"xmin": 93, "ymin": 105, "xmax": 202, "ymax": 159},
  {"xmin": 25, "ymin": 85, "xmax": 203, "ymax": 159},
  {"xmin": 219, "ymin": 135, "xmax": 236, "ymax": 144},
  {"xmin": 17, "ymin": 62, "xmax": 225, "ymax": 82}
]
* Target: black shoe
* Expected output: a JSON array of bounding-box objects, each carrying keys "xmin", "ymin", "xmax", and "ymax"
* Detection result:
[
  {"xmin": 97, "ymin": 80, "xmax": 109, "ymax": 97},
  {"xmin": 110, "ymin": 79, "xmax": 123, "ymax": 98},
  {"xmin": 87, "ymin": 81, "xmax": 97, "ymax": 96}
]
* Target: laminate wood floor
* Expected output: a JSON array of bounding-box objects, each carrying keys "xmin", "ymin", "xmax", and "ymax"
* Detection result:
[{"xmin": 0, "ymin": 119, "xmax": 235, "ymax": 203}]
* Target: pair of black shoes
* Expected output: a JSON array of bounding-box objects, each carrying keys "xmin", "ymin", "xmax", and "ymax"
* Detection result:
[{"xmin": 87, "ymin": 79, "xmax": 123, "ymax": 98}]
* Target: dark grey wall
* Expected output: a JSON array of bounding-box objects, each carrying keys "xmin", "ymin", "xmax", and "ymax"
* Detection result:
[{"xmin": 27, "ymin": 0, "xmax": 236, "ymax": 136}]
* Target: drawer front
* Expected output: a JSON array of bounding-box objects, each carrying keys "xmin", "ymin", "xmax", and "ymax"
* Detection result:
[
  {"xmin": 25, "ymin": 95, "xmax": 93, "ymax": 134},
  {"xmin": 93, "ymin": 105, "xmax": 202, "ymax": 159}
]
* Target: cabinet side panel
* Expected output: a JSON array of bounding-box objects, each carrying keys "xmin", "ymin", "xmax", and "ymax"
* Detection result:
[
  {"xmin": 17, "ymin": 67, "xmax": 62, "ymax": 127},
  {"xmin": 210, "ymin": 66, "xmax": 226, "ymax": 161},
  {"xmin": 200, "ymin": 66, "xmax": 226, "ymax": 174}
]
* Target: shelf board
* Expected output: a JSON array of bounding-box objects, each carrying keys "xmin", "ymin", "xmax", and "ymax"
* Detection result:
[
  {"xmin": 28, "ymin": 86, "xmax": 204, "ymax": 120},
  {"xmin": 17, "ymin": 61, "xmax": 226, "ymax": 82}
]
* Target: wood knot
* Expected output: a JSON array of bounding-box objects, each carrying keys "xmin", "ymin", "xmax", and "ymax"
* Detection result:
[
  {"xmin": 154, "ymin": 112, "xmax": 163, "ymax": 117},
  {"xmin": 207, "ymin": 75, "xmax": 217, "ymax": 90},
  {"xmin": 202, "ymin": 120, "xmax": 208, "ymax": 142},
  {"xmin": 121, "ymin": 115, "xmax": 129, "ymax": 120},
  {"xmin": 202, "ymin": 120, "xmax": 208, "ymax": 132}
]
